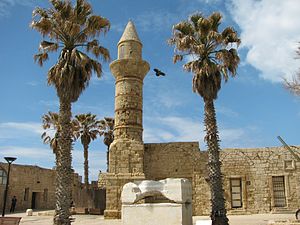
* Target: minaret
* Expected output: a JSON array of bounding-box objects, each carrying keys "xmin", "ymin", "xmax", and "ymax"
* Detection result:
[
  {"xmin": 110, "ymin": 20, "xmax": 149, "ymax": 148},
  {"xmin": 104, "ymin": 21, "xmax": 149, "ymax": 219}
]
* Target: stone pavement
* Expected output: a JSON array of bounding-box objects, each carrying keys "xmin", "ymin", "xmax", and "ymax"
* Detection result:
[{"xmin": 7, "ymin": 211, "xmax": 296, "ymax": 225}]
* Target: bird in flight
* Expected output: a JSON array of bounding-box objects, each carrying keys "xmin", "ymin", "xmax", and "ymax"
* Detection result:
[{"xmin": 153, "ymin": 68, "xmax": 166, "ymax": 76}]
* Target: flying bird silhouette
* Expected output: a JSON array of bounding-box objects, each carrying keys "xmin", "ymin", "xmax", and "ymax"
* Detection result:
[{"xmin": 153, "ymin": 68, "xmax": 166, "ymax": 76}]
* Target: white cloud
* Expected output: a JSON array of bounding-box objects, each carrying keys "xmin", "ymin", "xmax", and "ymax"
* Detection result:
[
  {"xmin": 144, "ymin": 116, "xmax": 203, "ymax": 144},
  {"xmin": 112, "ymin": 10, "xmax": 176, "ymax": 34},
  {"xmin": 229, "ymin": 0, "xmax": 300, "ymax": 82},
  {"xmin": 0, "ymin": 146, "xmax": 54, "ymax": 168},
  {"xmin": 111, "ymin": 23, "xmax": 125, "ymax": 33},
  {"xmin": 144, "ymin": 115, "xmax": 247, "ymax": 149},
  {"xmin": 160, "ymin": 97, "xmax": 183, "ymax": 108},
  {"xmin": 0, "ymin": 122, "xmax": 43, "ymax": 139},
  {"xmin": 217, "ymin": 105, "xmax": 239, "ymax": 118},
  {"xmin": 0, "ymin": 0, "xmax": 34, "ymax": 17},
  {"xmin": 135, "ymin": 11, "xmax": 177, "ymax": 32},
  {"xmin": 0, "ymin": 146, "xmax": 52, "ymax": 158},
  {"xmin": 90, "ymin": 69, "xmax": 113, "ymax": 85},
  {"xmin": 197, "ymin": 0, "xmax": 220, "ymax": 3},
  {"xmin": 0, "ymin": 145, "xmax": 105, "ymax": 181}
]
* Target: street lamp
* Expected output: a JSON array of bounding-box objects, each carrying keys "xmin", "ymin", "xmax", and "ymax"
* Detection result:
[{"xmin": 2, "ymin": 157, "xmax": 17, "ymax": 217}]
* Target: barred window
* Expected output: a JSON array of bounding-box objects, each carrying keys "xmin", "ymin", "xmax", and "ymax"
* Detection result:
[
  {"xmin": 230, "ymin": 178, "xmax": 242, "ymax": 208},
  {"xmin": 43, "ymin": 189, "xmax": 48, "ymax": 202},
  {"xmin": 0, "ymin": 169, "xmax": 7, "ymax": 185},
  {"xmin": 272, "ymin": 176, "xmax": 286, "ymax": 207},
  {"xmin": 24, "ymin": 188, "xmax": 29, "ymax": 201}
]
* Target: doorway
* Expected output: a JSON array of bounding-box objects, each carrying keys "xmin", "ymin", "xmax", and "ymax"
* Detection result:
[{"xmin": 31, "ymin": 192, "xmax": 41, "ymax": 209}]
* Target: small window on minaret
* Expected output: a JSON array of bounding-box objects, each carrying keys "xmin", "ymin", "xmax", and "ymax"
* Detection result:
[{"xmin": 119, "ymin": 44, "xmax": 125, "ymax": 59}]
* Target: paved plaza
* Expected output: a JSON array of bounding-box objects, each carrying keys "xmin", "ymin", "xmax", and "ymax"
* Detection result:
[{"xmin": 6, "ymin": 211, "xmax": 296, "ymax": 225}]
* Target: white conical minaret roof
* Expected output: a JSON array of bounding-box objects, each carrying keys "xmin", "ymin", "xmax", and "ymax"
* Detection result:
[{"xmin": 118, "ymin": 20, "xmax": 142, "ymax": 45}]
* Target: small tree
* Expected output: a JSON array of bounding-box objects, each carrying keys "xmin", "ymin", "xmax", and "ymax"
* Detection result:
[
  {"xmin": 99, "ymin": 117, "xmax": 114, "ymax": 172},
  {"xmin": 284, "ymin": 44, "xmax": 300, "ymax": 95},
  {"xmin": 284, "ymin": 75, "xmax": 300, "ymax": 96},
  {"xmin": 73, "ymin": 113, "xmax": 101, "ymax": 186}
]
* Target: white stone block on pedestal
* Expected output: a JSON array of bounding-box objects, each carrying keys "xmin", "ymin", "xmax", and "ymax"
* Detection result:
[
  {"xmin": 162, "ymin": 178, "xmax": 192, "ymax": 203},
  {"xmin": 121, "ymin": 178, "xmax": 192, "ymax": 204},
  {"xmin": 122, "ymin": 203, "xmax": 192, "ymax": 225}
]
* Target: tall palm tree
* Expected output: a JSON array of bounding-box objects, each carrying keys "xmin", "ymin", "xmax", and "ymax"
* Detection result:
[
  {"xmin": 31, "ymin": 1, "xmax": 110, "ymax": 224},
  {"xmin": 73, "ymin": 113, "xmax": 101, "ymax": 186},
  {"xmin": 169, "ymin": 12, "xmax": 240, "ymax": 225},
  {"xmin": 99, "ymin": 117, "xmax": 114, "ymax": 172}
]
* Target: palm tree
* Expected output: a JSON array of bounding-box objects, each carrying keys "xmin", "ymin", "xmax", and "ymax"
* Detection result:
[
  {"xmin": 31, "ymin": 1, "xmax": 110, "ymax": 224},
  {"xmin": 42, "ymin": 111, "xmax": 60, "ymax": 156},
  {"xmin": 99, "ymin": 117, "xmax": 114, "ymax": 172},
  {"xmin": 42, "ymin": 111, "xmax": 77, "ymax": 157},
  {"xmin": 169, "ymin": 12, "xmax": 240, "ymax": 225},
  {"xmin": 73, "ymin": 113, "xmax": 101, "ymax": 186}
]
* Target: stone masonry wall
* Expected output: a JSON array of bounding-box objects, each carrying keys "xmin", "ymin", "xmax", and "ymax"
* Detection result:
[
  {"xmin": 220, "ymin": 147, "xmax": 300, "ymax": 214},
  {"xmin": 143, "ymin": 143, "xmax": 300, "ymax": 216},
  {"xmin": 0, "ymin": 163, "xmax": 56, "ymax": 212},
  {"xmin": 143, "ymin": 142, "xmax": 209, "ymax": 215},
  {"xmin": 0, "ymin": 163, "xmax": 86, "ymax": 212}
]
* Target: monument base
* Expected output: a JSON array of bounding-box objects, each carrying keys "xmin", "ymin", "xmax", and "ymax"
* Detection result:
[{"xmin": 122, "ymin": 203, "xmax": 192, "ymax": 225}]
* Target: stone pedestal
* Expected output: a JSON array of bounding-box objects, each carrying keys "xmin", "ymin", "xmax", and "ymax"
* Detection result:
[
  {"xmin": 122, "ymin": 203, "xmax": 192, "ymax": 225},
  {"xmin": 121, "ymin": 178, "xmax": 192, "ymax": 225}
]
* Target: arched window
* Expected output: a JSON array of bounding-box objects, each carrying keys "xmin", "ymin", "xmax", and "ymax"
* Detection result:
[{"xmin": 0, "ymin": 168, "xmax": 7, "ymax": 185}]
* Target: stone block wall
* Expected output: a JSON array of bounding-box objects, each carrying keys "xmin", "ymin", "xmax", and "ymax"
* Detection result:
[
  {"xmin": 0, "ymin": 163, "xmax": 56, "ymax": 212},
  {"xmin": 142, "ymin": 143, "xmax": 300, "ymax": 216},
  {"xmin": 0, "ymin": 163, "xmax": 90, "ymax": 212},
  {"xmin": 220, "ymin": 147, "xmax": 300, "ymax": 214},
  {"xmin": 143, "ymin": 142, "xmax": 209, "ymax": 215},
  {"xmin": 109, "ymin": 140, "xmax": 144, "ymax": 174}
]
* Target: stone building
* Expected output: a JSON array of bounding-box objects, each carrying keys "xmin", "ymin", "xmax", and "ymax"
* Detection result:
[
  {"xmin": 0, "ymin": 163, "xmax": 103, "ymax": 213},
  {"xmin": 144, "ymin": 143, "xmax": 300, "ymax": 215},
  {"xmin": 0, "ymin": 163, "xmax": 61, "ymax": 212},
  {"xmin": 100, "ymin": 20, "xmax": 300, "ymax": 219}
]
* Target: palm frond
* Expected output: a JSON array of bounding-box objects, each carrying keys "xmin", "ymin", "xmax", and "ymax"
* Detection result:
[
  {"xmin": 34, "ymin": 52, "xmax": 49, "ymax": 66},
  {"xmin": 169, "ymin": 12, "xmax": 240, "ymax": 100},
  {"xmin": 32, "ymin": 0, "xmax": 110, "ymax": 101}
]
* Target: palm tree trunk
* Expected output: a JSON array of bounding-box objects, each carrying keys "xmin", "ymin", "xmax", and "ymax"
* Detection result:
[
  {"xmin": 83, "ymin": 143, "xmax": 89, "ymax": 186},
  {"xmin": 54, "ymin": 98, "xmax": 72, "ymax": 225},
  {"xmin": 106, "ymin": 145, "xmax": 109, "ymax": 172},
  {"xmin": 204, "ymin": 99, "xmax": 229, "ymax": 225}
]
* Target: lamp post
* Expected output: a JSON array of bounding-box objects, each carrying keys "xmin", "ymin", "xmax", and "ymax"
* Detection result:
[{"xmin": 1, "ymin": 157, "xmax": 17, "ymax": 217}]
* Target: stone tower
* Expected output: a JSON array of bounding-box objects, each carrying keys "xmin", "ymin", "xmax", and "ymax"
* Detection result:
[{"xmin": 104, "ymin": 21, "xmax": 150, "ymax": 219}]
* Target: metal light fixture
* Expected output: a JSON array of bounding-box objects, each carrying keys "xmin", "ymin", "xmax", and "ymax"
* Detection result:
[{"xmin": 2, "ymin": 157, "xmax": 17, "ymax": 217}]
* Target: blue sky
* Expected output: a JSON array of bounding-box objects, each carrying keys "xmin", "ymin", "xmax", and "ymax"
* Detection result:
[{"xmin": 0, "ymin": 0, "xmax": 300, "ymax": 181}]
